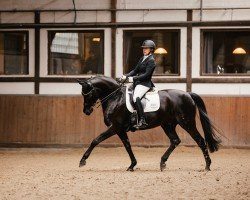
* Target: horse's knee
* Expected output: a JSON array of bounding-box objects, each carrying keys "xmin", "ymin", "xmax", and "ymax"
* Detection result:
[{"xmin": 172, "ymin": 138, "xmax": 181, "ymax": 147}]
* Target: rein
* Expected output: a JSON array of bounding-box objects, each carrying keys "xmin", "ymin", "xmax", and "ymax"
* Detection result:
[
  {"xmin": 96, "ymin": 84, "xmax": 124, "ymax": 108},
  {"xmin": 82, "ymin": 81, "xmax": 125, "ymax": 109}
]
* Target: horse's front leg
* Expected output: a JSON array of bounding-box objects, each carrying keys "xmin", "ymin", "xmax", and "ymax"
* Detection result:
[
  {"xmin": 117, "ymin": 132, "xmax": 137, "ymax": 171},
  {"xmin": 79, "ymin": 126, "xmax": 116, "ymax": 167}
]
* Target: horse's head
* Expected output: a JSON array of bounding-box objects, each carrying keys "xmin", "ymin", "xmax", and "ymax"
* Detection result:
[
  {"xmin": 77, "ymin": 79, "xmax": 99, "ymax": 115},
  {"xmin": 77, "ymin": 76, "xmax": 120, "ymax": 115}
]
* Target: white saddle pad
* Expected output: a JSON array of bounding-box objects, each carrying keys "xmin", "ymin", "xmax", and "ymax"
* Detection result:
[{"xmin": 125, "ymin": 83, "xmax": 160, "ymax": 113}]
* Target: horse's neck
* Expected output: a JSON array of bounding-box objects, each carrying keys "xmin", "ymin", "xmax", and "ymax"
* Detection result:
[
  {"xmin": 99, "ymin": 87, "xmax": 121, "ymax": 112},
  {"xmin": 98, "ymin": 86, "xmax": 117, "ymax": 99},
  {"xmin": 96, "ymin": 82, "xmax": 122, "ymax": 125},
  {"xmin": 93, "ymin": 78, "xmax": 119, "ymax": 100},
  {"xmin": 101, "ymin": 100, "xmax": 110, "ymax": 113},
  {"xmin": 101, "ymin": 89, "xmax": 124, "ymax": 125}
]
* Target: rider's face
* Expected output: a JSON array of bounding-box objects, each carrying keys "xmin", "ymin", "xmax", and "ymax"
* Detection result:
[{"xmin": 143, "ymin": 48, "xmax": 151, "ymax": 56}]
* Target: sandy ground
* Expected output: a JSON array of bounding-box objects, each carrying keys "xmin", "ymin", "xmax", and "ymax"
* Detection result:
[{"xmin": 0, "ymin": 146, "xmax": 249, "ymax": 200}]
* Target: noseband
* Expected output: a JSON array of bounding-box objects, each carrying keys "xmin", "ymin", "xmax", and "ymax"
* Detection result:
[
  {"xmin": 81, "ymin": 88, "xmax": 94, "ymax": 96},
  {"xmin": 81, "ymin": 81, "xmax": 94, "ymax": 95},
  {"xmin": 81, "ymin": 81, "xmax": 99, "ymax": 109}
]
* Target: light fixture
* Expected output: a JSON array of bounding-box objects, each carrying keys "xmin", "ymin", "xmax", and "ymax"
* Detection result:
[
  {"xmin": 232, "ymin": 47, "xmax": 246, "ymax": 54},
  {"xmin": 92, "ymin": 37, "xmax": 101, "ymax": 42},
  {"xmin": 154, "ymin": 47, "xmax": 167, "ymax": 54}
]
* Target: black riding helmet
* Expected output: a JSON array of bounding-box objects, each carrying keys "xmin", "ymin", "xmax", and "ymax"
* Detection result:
[{"xmin": 141, "ymin": 40, "xmax": 156, "ymax": 51}]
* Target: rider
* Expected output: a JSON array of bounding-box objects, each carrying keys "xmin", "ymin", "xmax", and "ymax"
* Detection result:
[{"xmin": 121, "ymin": 40, "xmax": 156, "ymax": 129}]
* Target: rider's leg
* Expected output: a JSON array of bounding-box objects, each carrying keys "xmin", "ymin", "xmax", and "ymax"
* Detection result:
[
  {"xmin": 133, "ymin": 85, "xmax": 150, "ymax": 128},
  {"xmin": 135, "ymin": 97, "xmax": 147, "ymax": 127},
  {"xmin": 133, "ymin": 85, "xmax": 150, "ymax": 103}
]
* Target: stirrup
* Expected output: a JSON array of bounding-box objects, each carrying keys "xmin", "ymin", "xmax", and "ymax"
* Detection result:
[{"xmin": 133, "ymin": 118, "xmax": 148, "ymax": 129}]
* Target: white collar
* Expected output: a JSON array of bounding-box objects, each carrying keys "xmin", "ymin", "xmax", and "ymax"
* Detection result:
[{"xmin": 142, "ymin": 54, "xmax": 151, "ymax": 62}]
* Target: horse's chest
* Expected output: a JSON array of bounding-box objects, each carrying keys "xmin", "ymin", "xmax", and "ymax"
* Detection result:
[
  {"xmin": 105, "ymin": 101, "xmax": 120, "ymax": 119},
  {"xmin": 106, "ymin": 98, "xmax": 127, "ymax": 123}
]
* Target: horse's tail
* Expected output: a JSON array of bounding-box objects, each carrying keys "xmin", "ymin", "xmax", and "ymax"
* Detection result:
[{"xmin": 189, "ymin": 92, "xmax": 221, "ymax": 153}]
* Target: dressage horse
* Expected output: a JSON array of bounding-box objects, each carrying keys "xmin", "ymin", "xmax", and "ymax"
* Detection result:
[{"xmin": 77, "ymin": 75, "xmax": 221, "ymax": 171}]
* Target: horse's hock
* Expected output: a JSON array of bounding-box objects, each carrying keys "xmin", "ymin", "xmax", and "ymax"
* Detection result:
[{"xmin": 0, "ymin": 95, "xmax": 249, "ymax": 148}]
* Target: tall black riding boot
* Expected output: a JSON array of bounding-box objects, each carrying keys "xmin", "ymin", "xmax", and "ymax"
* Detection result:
[{"xmin": 133, "ymin": 97, "xmax": 148, "ymax": 129}]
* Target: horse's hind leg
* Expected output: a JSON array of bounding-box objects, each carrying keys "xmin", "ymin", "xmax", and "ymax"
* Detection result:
[
  {"xmin": 180, "ymin": 121, "xmax": 211, "ymax": 171},
  {"xmin": 160, "ymin": 123, "xmax": 181, "ymax": 171}
]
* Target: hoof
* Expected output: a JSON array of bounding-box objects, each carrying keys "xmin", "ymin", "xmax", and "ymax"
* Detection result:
[
  {"xmin": 79, "ymin": 159, "xmax": 86, "ymax": 168},
  {"xmin": 205, "ymin": 166, "xmax": 211, "ymax": 171},
  {"xmin": 160, "ymin": 163, "xmax": 166, "ymax": 171},
  {"xmin": 126, "ymin": 167, "xmax": 134, "ymax": 172}
]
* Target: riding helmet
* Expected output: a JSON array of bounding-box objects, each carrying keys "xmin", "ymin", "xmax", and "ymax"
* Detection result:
[{"xmin": 141, "ymin": 40, "xmax": 156, "ymax": 50}]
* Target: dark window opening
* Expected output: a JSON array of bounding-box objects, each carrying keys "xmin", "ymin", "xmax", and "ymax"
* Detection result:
[
  {"xmin": 0, "ymin": 32, "xmax": 28, "ymax": 75},
  {"xmin": 123, "ymin": 30, "xmax": 180, "ymax": 75},
  {"xmin": 202, "ymin": 30, "xmax": 250, "ymax": 75},
  {"xmin": 48, "ymin": 31, "xmax": 104, "ymax": 75}
]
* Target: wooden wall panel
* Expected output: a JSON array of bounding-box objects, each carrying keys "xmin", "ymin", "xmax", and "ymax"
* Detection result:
[{"xmin": 0, "ymin": 95, "xmax": 249, "ymax": 147}]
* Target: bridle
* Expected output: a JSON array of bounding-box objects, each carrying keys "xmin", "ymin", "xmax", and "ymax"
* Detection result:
[
  {"xmin": 81, "ymin": 82, "xmax": 96, "ymax": 96},
  {"xmin": 81, "ymin": 89, "xmax": 93, "ymax": 96},
  {"xmin": 81, "ymin": 81, "xmax": 99, "ymax": 109},
  {"xmin": 81, "ymin": 80, "xmax": 124, "ymax": 109}
]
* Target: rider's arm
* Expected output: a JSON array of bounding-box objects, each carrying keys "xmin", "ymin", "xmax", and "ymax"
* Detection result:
[
  {"xmin": 125, "ymin": 57, "xmax": 143, "ymax": 77},
  {"xmin": 133, "ymin": 59, "xmax": 155, "ymax": 82},
  {"xmin": 125, "ymin": 64, "xmax": 139, "ymax": 77}
]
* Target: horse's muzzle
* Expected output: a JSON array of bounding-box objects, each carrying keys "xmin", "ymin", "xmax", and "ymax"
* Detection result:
[{"xmin": 84, "ymin": 107, "xmax": 93, "ymax": 115}]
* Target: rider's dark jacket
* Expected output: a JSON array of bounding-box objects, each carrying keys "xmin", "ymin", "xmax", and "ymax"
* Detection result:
[{"xmin": 125, "ymin": 54, "xmax": 156, "ymax": 88}]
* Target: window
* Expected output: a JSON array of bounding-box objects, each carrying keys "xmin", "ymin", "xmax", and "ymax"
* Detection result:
[
  {"xmin": 202, "ymin": 30, "xmax": 250, "ymax": 75},
  {"xmin": 0, "ymin": 31, "xmax": 28, "ymax": 75},
  {"xmin": 123, "ymin": 30, "xmax": 180, "ymax": 75},
  {"xmin": 48, "ymin": 31, "xmax": 104, "ymax": 75}
]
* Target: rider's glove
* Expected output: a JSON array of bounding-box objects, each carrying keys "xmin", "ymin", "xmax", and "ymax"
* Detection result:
[
  {"xmin": 128, "ymin": 77, "xmax": 133, "ymax": 83},
  {"xmin": 121, "ymin": 75, "xmax": 127, "ymax": 81},
  {"xmin": 118, "ymin": 75, "xmax": 127, "ymax": 83}
]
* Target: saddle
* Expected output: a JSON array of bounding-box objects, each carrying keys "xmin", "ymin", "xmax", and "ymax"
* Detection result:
[{"xmin": 125, "ymin": 83, "xmax": 160, "ymax": 113}]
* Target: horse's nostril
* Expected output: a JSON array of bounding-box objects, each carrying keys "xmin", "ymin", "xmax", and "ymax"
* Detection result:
[{"xmin": 83, "ymin": 108, "xmax": 92, "ymax": 115}]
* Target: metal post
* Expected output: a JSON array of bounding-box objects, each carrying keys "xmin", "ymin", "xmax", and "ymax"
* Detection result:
[
  {"xmin": 34, "ymin": 10, "xmax": 40, "ymax": 94},
  {"xmin": 111, "ymin": 0, "xmax": 117, "ymax": 79},
  {"xmin": 186, "ymin": 10, "xmax": 193, "ymax": 92}
]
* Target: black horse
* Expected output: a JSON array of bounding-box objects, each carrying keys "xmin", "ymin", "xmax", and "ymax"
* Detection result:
[{"xmin": 77, "ymin": 75, "xmax": 221, "ymax": 171}]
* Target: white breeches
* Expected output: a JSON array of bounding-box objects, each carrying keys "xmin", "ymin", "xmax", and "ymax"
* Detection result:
[{"xmin": 133, "ymin": 84, "xmax": 150, "ymax": 102}]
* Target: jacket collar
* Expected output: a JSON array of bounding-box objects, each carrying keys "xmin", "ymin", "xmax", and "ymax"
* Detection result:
[{"xmin": 141, "ymin": 54, "xmax": 153, "ymax": 64}]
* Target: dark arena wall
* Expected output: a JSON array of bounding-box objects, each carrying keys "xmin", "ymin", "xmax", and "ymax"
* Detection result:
[{"xmin": 0, "ymin": 95, "xmax": 249, "ymax": 148}]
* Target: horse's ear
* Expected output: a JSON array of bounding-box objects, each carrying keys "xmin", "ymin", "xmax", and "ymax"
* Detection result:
[
  {"xmin": 76, "ymin": 79, "xmax": 84, "ymax": 85},
  {"xmin": 77, "ymin": 79, "xmax": 89, "ymax": 90}
]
